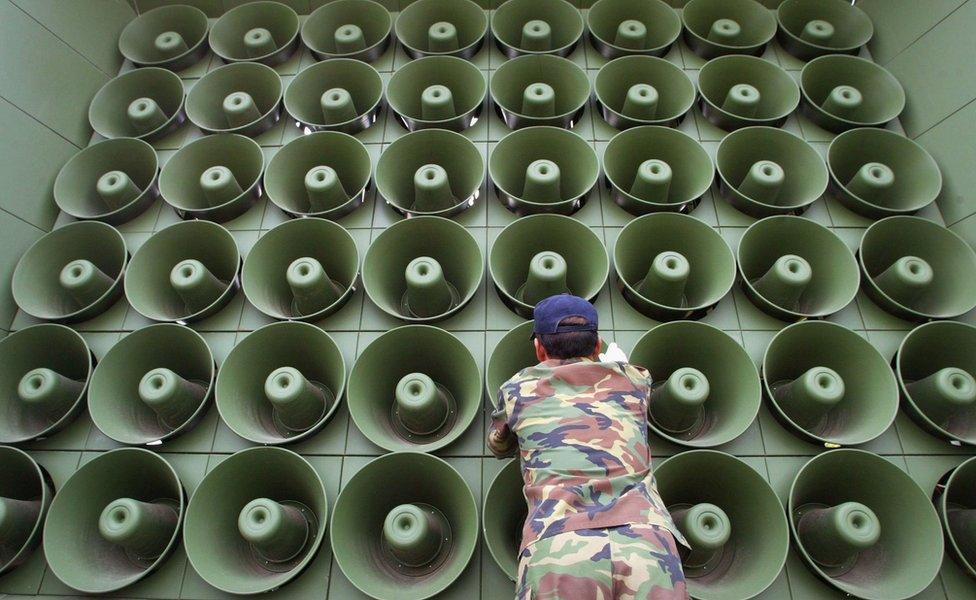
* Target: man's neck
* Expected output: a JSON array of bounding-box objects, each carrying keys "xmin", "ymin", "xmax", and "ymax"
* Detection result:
[{"xmin": 541, "ymin": 356, "xmax": 597, "ymax": 366}]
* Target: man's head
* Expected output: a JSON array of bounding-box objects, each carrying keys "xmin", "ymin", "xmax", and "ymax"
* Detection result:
[{"xmin": 531, "ymin": 294, "xmax": 601, "ymax": 361}]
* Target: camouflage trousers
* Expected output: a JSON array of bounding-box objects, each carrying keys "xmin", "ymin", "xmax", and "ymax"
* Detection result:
[{"xmin": 516, "ymin": 524, "xmax": 689, "ymax": 600}]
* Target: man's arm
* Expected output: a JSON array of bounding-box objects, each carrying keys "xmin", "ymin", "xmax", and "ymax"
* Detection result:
[{"xmin": 487, "ymin": 388, "xmax": 517, "ymax": 458}]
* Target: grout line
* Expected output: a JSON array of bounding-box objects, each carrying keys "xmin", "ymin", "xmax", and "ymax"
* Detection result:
[
  {"xmin": 0, "ymin": 93, "xmax": 84, "ymax": 154},
  {"xmin": 910, "ymin": 96, "xmax": 976, "ymax": 143},
  {"xmin": 876, "ymin": 0, "xmax": 972, "ymax": 67},
  {"xmin": 8, "ymin": 0, "xmax": 120, "ymax": 78},
  {"xmin": 0, "ymin": 204, "xmax": 49, "ymax": 234},
  {"xmin": 946, "ymin": 209, "xmax": 976, "ymax": 229}
]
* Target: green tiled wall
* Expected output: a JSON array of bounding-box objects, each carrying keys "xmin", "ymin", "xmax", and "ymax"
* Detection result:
[
  {"xmin": 0, "ymin": 0, "xmax": 135, "ymax": 331},
  {"xmin": 858, "ymin": 0, "xmax": 976, "ymax": 241},
  {"xmin": 2, "ymin": 1, "xmax": 976, "ymax": 600}
]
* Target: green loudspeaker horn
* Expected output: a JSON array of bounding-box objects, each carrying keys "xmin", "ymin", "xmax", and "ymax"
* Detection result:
[
  {"xmin": 88, "ymin": 324, "xmax": 215, "ymax": 446},
  {"xmin": 594, "ymin": 56, "xmax": 696, "ymax": 129},
  {"xmin": 800, "ymin": 55, "xmax": 905, "ymax": 133},
  {"xmin": 242, "ymin": 218, "xmax": 359, "ymax": 321},
  {"xmin": 184, "ymin": 447, "xmax": 327, "ymax": 594},
  {"xmin": 362, "ymin": 217, "xmax": 483, "ymax": 323},
  {"xmin": 208, "ymin": 0, "xmax": 300, "ymax": 66},
  {"xmin": 777, "ymin": 0, "xmax": 874, "ymax": 61},
  {"xmin": 375, "ymin": 129, "xmax": 484, "ymax": 217},
  {"xmin": 859, "ymin": 216, "xmax": 976, "ymax": 321},
  {"xmin": 387, "ymin": 56, "xmax": 486, "ymax": 132},
  {"xmin": 0, "ymin": 446, "xmax": 53, "ymax": 575},
  {"xmin": 615, "ymin": 214, "xmax": 735, "ymax": 320},
  {"xmin": 125, "ymin": 220, "xmax": 240, "ymax": 323},
  {"xmin": 935, "ymin": 456, "xmax": 976, "ymax": 578},
  {"xmin": 489, "ymin": 127, "xmax": 599, "ymax": 215},
  {"xmin": 12, "ymin": 221, "xmax": 127, "ymax": 323},
  {"xmin": 43, "ymin": 448, "xmax": 184, "ymax": 594},
  {"xmin": 656, "ymin": 450, "xmax": 789, "ymax": 599},
  {"xmin": 486, "ymin": 320, "xmax": 537, "ymax": 404},
  {"xmin": 118, "ymin": 4, "xmax": 209, "ymax": 71},
  {"xmin": 738, "ymin": 216, "xmax": 859, "ymax": 321},
  {"xmin": 0, "ymin": 325, "xmax": 91, "ymax": 444},
  {"xmin": 586, "ymin": 0, "xmax": 681, "ymax": 59},
  {"xmin": 897, "ymin": 321, "xmax": 976, "ymax": 446},
  {"xmin": 264, "ymin": 131, "xmax": 371, "ymax": 219},
  {"xmin": 490, "ymin": 214, "xmax": 609, "ymax": 318},
  {"xmin": 490, "ymin": 54, "xmax": 589, "ymax": 129},
  {"xmin": 633, "ymin": 323, "xmax": 760, "ymax": 446},
  {"xmin": 348, "ymin": 325, "xmax": 481, "ymax": 452},
  {"xmin": 699, "ymin": 55, "xmax": 800, "ymax": 130},
  {"xmin": 88, "ymin": 67, "xmax": 185, "ymax": 141},
  {"xmin": 483, "ymin": 458, "xmax": 524, "ymax": 581},
  {"xmin": 764, "ymin": 321, "xmax": 898, "ymax": 447},
  {"xmin": 283, "ymin": 58, "xmax": 383, "ymax": 135},
  {"xmin": 395, "ymin": 0, "xmax": 488, "ymax": 59},
  {"xmin": 301, "ymin": 0, "xmax": 392, "ymax": 63},
  {"xmin": 491, "ymin": 0, "xmax": 584, "ymax": 58},
  {"xmin": 716, "ymin": 126, "xmax": 828, "ymax": 218},
  {"xmin": 828, "ymin": 128, "xmax": 943, "ymax": 219},
  {"xmin": 186, "ymin": 62, "xmax": 282, "ymax": 137},
  {"xmin": 216, "ymin": 322, "xmax": 345, "ymax": 445},
  {"xmin": 159, "ymin": 133, "xmax": 263, "ymax": 222},
  {"xmin": 54, "ymin": 138, "xmax": 159, "ymax": 225},
  {"xmin": 789, "ymin": 449, "xmax": 944, "ymax": 599},
  {"xmin": 331, "ymin": 452, "xmax": 478, "ymax": 600},
  {"xmin": 603, "ymin": 126, "xmax": 713, "ymax": 214},
  {"xmin": 682, "ymin": 0, "xmax": 777, "ymax": 59}
]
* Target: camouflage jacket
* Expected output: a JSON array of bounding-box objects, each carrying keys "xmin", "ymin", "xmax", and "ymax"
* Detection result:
[{"xmin": 492, "ymin": 357, "xmax": 687, "ymax": 553}]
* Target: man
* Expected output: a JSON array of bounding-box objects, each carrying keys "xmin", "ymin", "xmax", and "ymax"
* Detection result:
[{"xmin": 488, "ymin": 294, "xmax": 689, "ymax": 600}]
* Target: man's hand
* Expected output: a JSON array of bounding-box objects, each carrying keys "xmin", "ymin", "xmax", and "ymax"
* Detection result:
[
  {"xmin": 599, "ymin": 342, "xmax": 628, "ymax": 363},
  {"xmin": 487, "ymin": 428, "xmax": 516, "ymax": 458}
]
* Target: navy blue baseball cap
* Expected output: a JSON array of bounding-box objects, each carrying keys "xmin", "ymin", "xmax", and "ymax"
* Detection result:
[{"xmin": 531, "ymin": 294, "xmax": 598, "ymax": 339}]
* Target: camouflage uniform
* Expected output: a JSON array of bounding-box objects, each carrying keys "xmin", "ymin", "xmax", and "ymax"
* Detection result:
[
  {"xmin": 492, "ymin": 358, "xmax": 689, "ymax": 600},
  {"xmin": 515, "ymin": 524, "xmax": 687, "ymax": 600}
]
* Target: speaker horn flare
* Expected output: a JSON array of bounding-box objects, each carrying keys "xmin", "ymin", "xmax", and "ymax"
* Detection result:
[
  {"xmin": 777, "ymin": 0, "xmax": 874, "ymax": 60},
  {"xmin": 118, "ymin": 5, "xmax": 210, "ymax": 70},
  {"xmin": 43, "ymin": 448, "xmax": 185, "ymax": 594},
  {"xmin": 587, "ymin": 0, "xmax": 681, "ymax": 59},
  {"xmin": 655, "ymin": 450, "xmax": 789, "ymax": 599},
  {"xmin": 283, "ymin": 58, "xmax": 384, "ymax": 135},
  {"xmin": 490, "ymin": 214, "xmax": 609, "ymax": 318},
  {"xmin": 896, "ymin": 321, "xmax": 976, "ymax": 446},
  {"xmin": 763, "ymin": 321, "xmax": 899, "ymax": 447},
  {"xmin": 717, "ymin": 126, "xmax": 829, "ymax": 218},
  {"xmin": 330, "ymin": 452, "xmax": 478, "ymax": 600},
  {"xmin": 632, "ymin": 322, "xmax": 761, "ymax": 447},
  {"xmin": 789, "ymin": 449, "xmax": 944, "ymax": 599},
  {"xmin": 301, "ymin": 0, "xmax": 393, "ymax": 63},
  {"xmin": 183, "ymin": 447, "xmax": 327, "ymax": 594},
  {"xmin": 89, "ymin": 68, "xmax": 186, "ymax": 141},
  {"xmin": 489, "ymin": 126, "xmax": 599, "ymax": 215},
  {"xmin": 681, "ymin": 0, "xmax": 777, "ymax": 59},
  {"xmin": 394, "ymin": 0, "xmax": 488, "ymax": 59},
  {"xmin": 800, "ymin": 55, "xmax": 905, "ymax": 133},
  {"xmin": 362, "ymin": 217, "xmax": 483, "ymax": 323},
  {"xmin": 490, "ymin": 0, "xmax": 584, "ymax": 58},
  {"xmin": 216, "ymin": 322, "xmax": 346, "ymax": 445},
  {"xmin": 859, "ymin": 216, "xmax": 976, "ymax": 321},
  {"xmin": 738, "ymin": 216, "xmax": 859, "ymax": 321},
  {"xmin": 698, "ymin": 55, "xmax": 800, "ymax": 130},
  {"xmin": 209, "ymin": 0, "xmax": 300, "ymax": 66}
]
